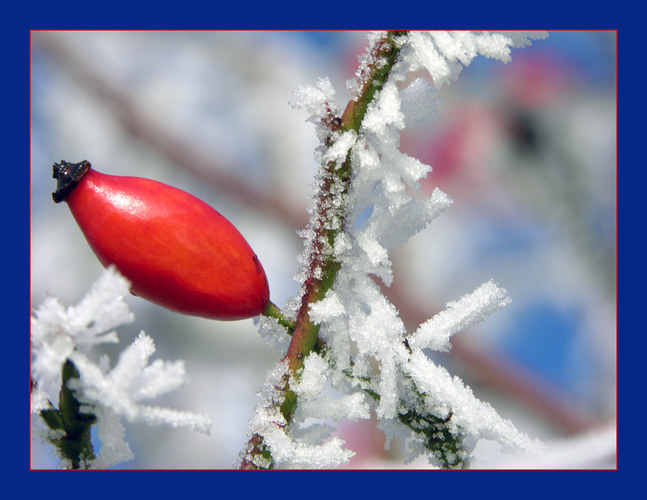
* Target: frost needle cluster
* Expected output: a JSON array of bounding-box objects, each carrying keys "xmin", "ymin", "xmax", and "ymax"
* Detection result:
[{"xmin": 31, "ymin": 266, "xmax": 212, "ymax": 468}]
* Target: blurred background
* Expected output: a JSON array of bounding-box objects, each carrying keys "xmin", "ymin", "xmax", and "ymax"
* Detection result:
[{"xmin": 30, "ymin": 31, "xmax": 616, "ymax": 469}]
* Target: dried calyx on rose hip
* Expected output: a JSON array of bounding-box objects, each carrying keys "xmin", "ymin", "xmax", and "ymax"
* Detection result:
[{"xmin": 52, "ymin": 160, "xmax": 270, "ymax": 321}]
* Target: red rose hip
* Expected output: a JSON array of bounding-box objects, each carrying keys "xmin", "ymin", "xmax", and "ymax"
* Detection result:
[{"xmin": 52, "ymin": 160, "xmax": 270, "ymax": 320}]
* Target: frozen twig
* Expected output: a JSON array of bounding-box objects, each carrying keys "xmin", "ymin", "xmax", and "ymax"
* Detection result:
[{"xmin": 242, "ymin": 31, "xmax": 549, "ymax": 469}]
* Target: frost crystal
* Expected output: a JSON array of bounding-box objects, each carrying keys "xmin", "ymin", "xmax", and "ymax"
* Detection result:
[
  {"xmin": 89, "ymin": 406, "xmax": 134, "ymax": 469},
  {"xmin": 69, "ymin": 332, "xmax": 212, "ymax": 434},
  {"xmin": 243, "ymin": 357, "xmax": 359, "ymax": 469},
  {"xmin": 411, "ymin": 281, "xmax": 512, "ymax": 352},
  {"xmin": 403, "ymin": 351, "xmax": 543, "ymax": 455},
  {"xmin": 290, "ymin": 76, "xmax": 340, "ymax": 144},
  {"xmin": 31, "ymin": 266, "xmax": 132, "ymax": 406},
  {"xmin": 402, "ymin": 31, "xmax": 548, "ymax": 88},
  {"xmin": 256, "ymin": 315, "xmax": 292, "ymax": 352},
  {"xmin": 31, "ymin": 267, "xmax": 212, "ymax": 468}
]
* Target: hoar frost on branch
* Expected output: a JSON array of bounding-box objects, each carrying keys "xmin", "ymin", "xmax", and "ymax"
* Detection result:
[
  {"xmin": 31, "ymin": 266, "xmax": 212, "ymax": 469},
  {"xmin": 246, "ymin": 31, "xmax": 547, "ymax": 469}
]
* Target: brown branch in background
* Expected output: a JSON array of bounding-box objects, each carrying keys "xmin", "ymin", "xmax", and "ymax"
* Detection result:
[
  {"xmin": 34, "ymin": 32, "xmax": 603, "ymax": 438},
  {"xmin": 32, "ymin": 33, "xmax": 308, "ymax": 232}
]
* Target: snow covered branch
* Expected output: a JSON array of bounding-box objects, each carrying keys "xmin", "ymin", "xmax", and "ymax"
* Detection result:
[{"xmin": 242, "ymin": 30, "xmax": 547, "ymax": 469}]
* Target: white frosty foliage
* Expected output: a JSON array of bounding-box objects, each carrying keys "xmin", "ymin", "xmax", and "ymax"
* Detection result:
[
  {"xmin": 31, "ymin": 267, "xmax": 212, "ymax": 468},
  {"xmin": 402, "ymin": 31, "xmax": 548, "ymax": 88},
  {"xmin": 293, "ymin": 351, "xmax": 329, "ymax": 399},
  {"xmin": 411, "ymin": 280, "xmax": 511, "ymax": 352},
  {"xmin": 324, "ymin": 130, "xmax": 357, "ymax": 164},
  {"xmin": 265, "ymin": 427, "xmax": 353, "ymax": 469},
  {"xmin": 363, "ymin": 80, "xmax": 404, "ymax": 137},
  {"xmin": 70, "ymin": 332, "xmax": 211, "ymax": 434},
  {"xmin": 254, "ymin": 30, "xmax": 547, "ymax": 468},
  {"xmin": 291, "ymin": 76, "xmax": 337, "ymax": 116},
  {"xmin": 290, "ymin": 76, "xmax": 340, "ymax": 144},
  {"xmin": 31, "ymin": 265, "xmax": 132, "ymax": 396},
  {"xmin": 89, "ymin": 406, "xmax": 134, "ymax": 469},
  {"xmin": 244, "ymin": 359, "xmax": 355, "ymax": 469},
  {"xmin": 255, "ymin": 315, "xmax": 292, "ymax": 352},
  {"xmin": 404, "ymin": 351, "xmax": 543, "ymax": 455},
  {"xmin": 293, "ymin": 352, "xmax": 370, "ymax": 422},
  {"xmin": 338, "ymin": 77, "xmax": 455, "ymax": 288}
]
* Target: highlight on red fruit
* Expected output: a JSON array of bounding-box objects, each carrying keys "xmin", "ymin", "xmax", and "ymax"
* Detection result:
[{"xmin": 52, "ymin": 160, "xmax": 270, "ymax": 321}]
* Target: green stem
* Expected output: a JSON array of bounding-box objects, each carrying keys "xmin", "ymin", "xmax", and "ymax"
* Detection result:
[
  {"xmin": 341, "ymin": 30, "xmax": 408, "ymax": 132},
  {"xmin": 263, "ymin": 300, "xmax": 295, "ymax": 335},
  {"xmin": 262, "ymin": 300, "xmax": 328, "ymax": 356},
  {"xmin": 40, "ymin": 360, "xmax": 96, "ymax": 469}
]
